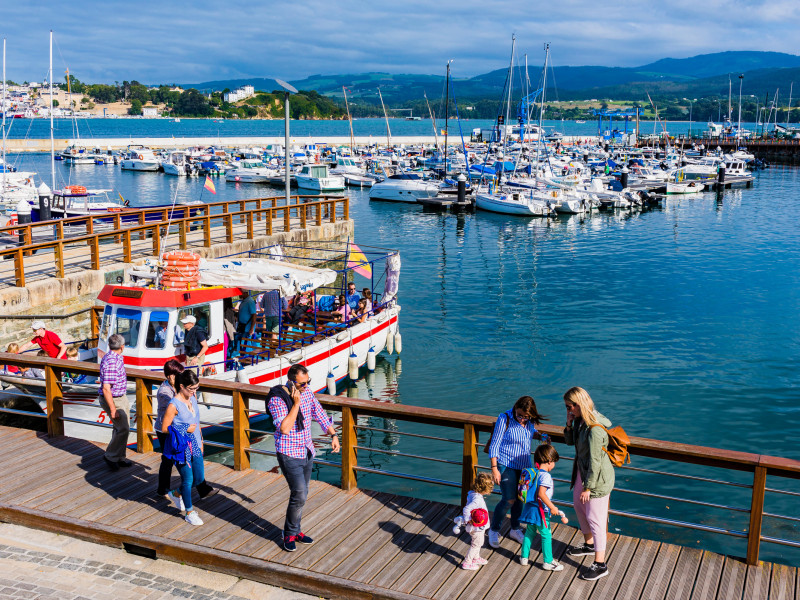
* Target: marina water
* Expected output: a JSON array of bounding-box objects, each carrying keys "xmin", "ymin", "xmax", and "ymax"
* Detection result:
[{"xmin": 7, "ymin": 151, "xmax": 800, "ymax": 563}]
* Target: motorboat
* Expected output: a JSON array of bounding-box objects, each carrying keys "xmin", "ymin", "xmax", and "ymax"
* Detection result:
[
  {"xmin": 475, "ymin": 186, "xmax": 556, "ymax": 216},
  {"xmin": 224, "ymin": 160, "xmax": 277, "ymax": 183},
  {"xmin": 61, "ymin": 145, "xmax": 96, "ymax": 165},
  {"xmin": 368, "ymin": 172, "xmax": 439, "ymax": 203},
  {"xmin": 295, "ymin": 164, "xmax": 345, "ymax": 191},
  {"xmin": 666, "ymin": 181, "xmax": 704, "ymax": 194},
  {"xmin": 120, "ymin": 145, "xmax": 161, "ymax": 171},
  {"xmin": 162, "ymin": 150, "xmax": 197, "ymax": 177}
]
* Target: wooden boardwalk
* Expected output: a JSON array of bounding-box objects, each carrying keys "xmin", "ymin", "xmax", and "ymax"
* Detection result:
[{"xmin": 0, "ymin": 426, "xmax": 794, "ymax": 600}]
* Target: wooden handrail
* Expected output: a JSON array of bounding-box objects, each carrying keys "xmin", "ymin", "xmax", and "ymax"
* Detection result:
[
  {"xmin": 4, "ymin": 350, "xmax": 797, "ymax": 566},
  {"xmin": 0, "ymin": 196, "xmax": 349, "ymax": 287}
]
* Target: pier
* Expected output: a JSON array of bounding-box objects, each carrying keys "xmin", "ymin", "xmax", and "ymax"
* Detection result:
[{"xmin": 0, "ymin": 354, "xmax": 798, "ymax": 599}]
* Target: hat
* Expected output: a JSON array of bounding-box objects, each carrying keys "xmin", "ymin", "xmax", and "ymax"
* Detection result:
[
  {"xmin": 181, "ymin": 315, "xmax": 196, "ymax": 324},
  {"xmin": 31, "ymin": 320, "xmax": 46, "ymax": 330},
  {"xmin": 470, "ymin": 508, "xmax": 489, "ymax": 528}
]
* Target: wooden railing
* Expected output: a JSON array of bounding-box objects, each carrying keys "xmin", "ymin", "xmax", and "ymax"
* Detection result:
[
  {"xmin": 0, "ymin": 195, "xmax": 348, "ymax": 287},
  {"xmin": 1, "ymin": 352, "xmax": 799, "ymax": 567}
]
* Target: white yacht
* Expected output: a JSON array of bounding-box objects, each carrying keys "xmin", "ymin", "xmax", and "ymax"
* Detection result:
[
  {"xmin": 475, "ymin": 186, "xmax": 556, "ymax": 216},
  {"xmin": 61, "ymin": 145, "xmax": 96, "ymax": 165},
  {"xmin": 224, "ymin": 160, "xmax": 276, "ymax": 183},
  {"xmin": 295, "ymin": 164, "xmax": 345, "ymax": 191},
  {"xmin": 162, "ymin": 150, "xmax": 197, "ymax": 176},
  {"xmin": 368, "ymin": 172, "xmax": 439, "ymax": 203},
  {"xmin": 120, "ymin": 146, "xmax": 160, "ymax": 171}
]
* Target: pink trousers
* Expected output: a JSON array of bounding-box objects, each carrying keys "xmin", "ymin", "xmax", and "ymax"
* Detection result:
[
  {"xmin": 573, "ymin": 472, "xmax": 610, "ymax": 552},
  {"xmin": 465, "ymin": 530, "xmax": 485, "ymax": 562}
]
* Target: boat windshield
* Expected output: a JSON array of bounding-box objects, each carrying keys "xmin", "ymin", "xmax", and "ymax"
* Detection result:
[{"xmin": 112, "ymin": 308, "xmax": 142, "ymax": 349}]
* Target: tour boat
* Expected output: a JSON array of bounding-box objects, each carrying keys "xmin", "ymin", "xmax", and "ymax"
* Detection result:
[{"xmin": 2, "ymin": 244, "xmax": 401, "ymax": 444}]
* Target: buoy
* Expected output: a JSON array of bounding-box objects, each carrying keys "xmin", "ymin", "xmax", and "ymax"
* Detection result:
[
  {"xmin": 386, "ymin": 331, "xmax": 394, "ymax": 355},
  {"xmin": 394, "ymin": 357, "xmax": 402, "ymax": 376},
  {"xmin": 348, "ymin": 352, "xmax": 358, "ymax": 380},
  {"xmin": 326, "ymin": 372, "xmax": 336, "ymax": 395},
  {"xmin": 367, "ymin": 347, "xmax": 376, "ymax": 371},
  {"xmin": 394, "ymin": 330, "xmax": 402, "ymax": 354}
]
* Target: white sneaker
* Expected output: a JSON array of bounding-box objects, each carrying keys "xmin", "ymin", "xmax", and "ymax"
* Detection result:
[
  {"xmin": 508, "ymin": 528, "xmax": 525, "ymax": 544},
  {"xmin": 519, "ymin": 556, "xmax": 529, "ymax": 566},
  {"xmin": 543, "ymin": 560, "xmax": 564, "ymax": 571},
  {"xmin": 167, "ymin": 491, "xmax": 185, "ymax": 512},
  {"xmin": 184, "ymin": 510, "xmax": 203, "ymax": 526},
  {"xmin": 488, "ymin": 529, "xmax": 500, "ymax": 548}
]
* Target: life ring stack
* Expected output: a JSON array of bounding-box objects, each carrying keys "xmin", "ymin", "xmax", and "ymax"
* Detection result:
[{"xmin": 160, "ymin": 251, "xmax": 201, "ymax": 290}]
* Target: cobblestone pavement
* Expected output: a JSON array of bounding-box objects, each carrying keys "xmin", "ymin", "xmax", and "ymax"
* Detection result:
[{"xmin": 0, "ymin": 524, "xmax": 317, "ymax": 600}]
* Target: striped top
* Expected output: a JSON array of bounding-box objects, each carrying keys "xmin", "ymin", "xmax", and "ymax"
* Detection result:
[{"xmin": 488, "ymin": 409, "xmax": 538, "ymax": 470}]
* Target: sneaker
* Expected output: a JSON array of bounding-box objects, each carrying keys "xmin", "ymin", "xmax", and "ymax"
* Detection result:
[
  {"xmin": 283, "ymin": 535, "xmax": 297, "ymax": 552},
  {"xmin": 579, "ymin": 562, "xmax": 609, "ymax": 581},
  {"xmin": 566, "ymin": 543, "xmax": 595, "ymax": 557},
  {"xmin": 184, "ymin": 511, "xmax": 203, "ymax": 526},
  {"xmin": 543, "ymin": 559, "xmax": 564, "ymax": 572},
  {"xmin": 474, "ymin": 557, "xmax": 488, "ymax": 565},
  {"xmin": 487, "ymin": 529, "xmax": 500, "ymax": 548},
  {"xmin": 508, "ymin": 528, "xmax": 525, "ymax": 544},
  {"xmin": 461, "ymin": 560, "xmax": 479, "ymax": 571},
  {"xmin": 519, "ymin": 556, "xmax": 529, "ymax": 566},
  {"xmin": 295, "ymin": 532, "xmax": 314, "ymax": 544},
  {"xmin": 167, "ymin": 491, "xmax": 185, "ymax": 512}
]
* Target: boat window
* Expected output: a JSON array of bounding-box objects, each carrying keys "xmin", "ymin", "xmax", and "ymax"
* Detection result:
[
  {"xmin": 114, "ymin": 308, "xmax": 142, "ymax": 349},
  {"xmin": 145, "ymin": 310, "xmax": 171, "ymax": 349},
  {"xmin": 100, "ymin": 305, "xmax": 112, "ymax": 341},
  {"xmin": 179, "ymin": 304, "xmax": 211, "ymax": 335}
]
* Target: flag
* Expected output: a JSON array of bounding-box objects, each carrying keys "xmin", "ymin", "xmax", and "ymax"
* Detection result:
[
  {"xmin": 204, "ymin": 176, "xmax": 216, "ymax": 194},
  {"xmin": 347, "ymin": 243, "xmax": 372, "ymax": 278},
  {"xmin": 118, "ymin": 192, "xmax": 125, "ymax": 204}
]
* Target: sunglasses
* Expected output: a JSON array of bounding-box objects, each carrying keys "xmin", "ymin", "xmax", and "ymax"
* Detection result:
[{"xmin": 294, "ymin": 379, "xmax": 311, "ymax": 388}]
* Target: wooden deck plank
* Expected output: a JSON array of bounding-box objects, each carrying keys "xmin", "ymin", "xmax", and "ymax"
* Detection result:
[
  {"xmin": 770, "ymin": 563, "xmax": 796, "ymax": 600},
  {"xmin": 453, "ymin": 520, "xmax": 525, "ymax": 600},
  {"xmin": 716, "ymin": 556, "xmax": 748, "ymax": 600},
  {"xmin": 744, "ymin": 561, "xmax": 773, "ymax": 600},
  {"xmin": 688, "ymin": 550, "xmax": 725, "ymax": 600},
  {"xmin": 587, "ymin": 535, "xmax": 640, "ymax": 600},
  {"xmin": 638, "ymin": 542, "xmax": 681, "ymax": 600},
  {"xmin": 538, "ymin": 532, "xmax": 620, "ymax": 600},
  {"xmin": 612, "ymin": 538, "xmax": 660, "ymax": 600},
  {"xmin": 665, "ymin": 547, "xmax": 704, "ymax": 600}
]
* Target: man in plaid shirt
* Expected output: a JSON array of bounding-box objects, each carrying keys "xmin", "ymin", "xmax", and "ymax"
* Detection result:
[
  {"xmin": 98, "ymin": 333, "xmax": 131, "ymax": 471},
  {"xmin": 268, "ymin": 364, "xmax": 340, "ymax": 552}
]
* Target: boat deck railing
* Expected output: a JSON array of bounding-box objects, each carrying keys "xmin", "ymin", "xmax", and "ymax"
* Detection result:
[{"xmin": 0, "ymin": 351, "xmax": 798, "ymax": 567}]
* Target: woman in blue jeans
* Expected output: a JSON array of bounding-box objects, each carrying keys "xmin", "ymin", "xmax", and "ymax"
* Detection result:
[
  {"xmin": 161, "ymin": 370, "xmax": 206, "ymax": 526},
  {"xmin": 487, "ymin": 396, "xmax": 547, "ymax": 548}
]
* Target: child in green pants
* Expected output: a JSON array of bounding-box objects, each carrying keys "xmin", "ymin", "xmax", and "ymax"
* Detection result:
[{"xmin": 518, "ymin": 444, "xmax": 569, "ymax": 569}]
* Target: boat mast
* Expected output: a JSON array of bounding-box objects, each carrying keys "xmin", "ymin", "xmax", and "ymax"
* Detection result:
[
  {"xmin": 342, "ymin": 86, "xmax": 355, "ymax": 154},
  {"xmin": 503, "ymin": 35, "xmax": 515, "ymax": 156},
  {"xmin": 377, "ymin": 88, "xmax": 391, "ymax": 149},
  {"xmin": 787, "ymin": 82, "xmax": 793, "ymax": 125},
  {"xmin": 2, "ymin": 38, "xmax": 6, "ymax": 200},
  {"xmin": 444, "ymin": 60, "xmax": 450, "ymax": 175},
  {"xmin": 424, "ymin": 92, "xmax": 438, "ymax": 149},
  {"xmin": 536, "ymin": 44, "xmax": 549, "ymax": 170},
  {"xmin": 49, "ymin": 30, "xmax": 55, "ymax": 191}
]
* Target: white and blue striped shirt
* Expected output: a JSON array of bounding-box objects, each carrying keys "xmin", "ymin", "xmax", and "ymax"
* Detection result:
[{"xmin": 488, "ymin": 410, "xmax": 538, "ymax": 470}]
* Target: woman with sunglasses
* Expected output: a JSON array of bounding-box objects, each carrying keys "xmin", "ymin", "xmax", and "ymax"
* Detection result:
[
  {"xmin": 161, "ymin": 369, "xmax": 208, "ymax": 526},
  {"xmin": 487, "ymin": 396, "xmax": 547, "ymax": 548}
]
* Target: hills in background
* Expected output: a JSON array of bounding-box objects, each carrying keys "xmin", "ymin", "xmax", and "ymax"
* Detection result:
[{"xmin": 185, "ymin": 51, "xmax": 800, "ymax": 106}]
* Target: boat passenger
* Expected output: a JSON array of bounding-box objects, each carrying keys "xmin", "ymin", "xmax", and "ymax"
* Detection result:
[
  {"xmin": 161, "ymin": 369, "xmax": 207, "ymax": 526},
  {"xmin": 153, "ymin": 322, "xmax": 168, "ymax": 349},
  {"xmin": 362, "ymin": 289, "xmax": 373, "ymax": 312},
  {"xmin": 20, "ymin": 320, "xmax": 67, "ymax": 359},
  {"xmin": 18, "ymin": 362, "xmax": 45, "ymax": 379},
  {"xmin": 181, "ymin": 315, "xmax": 208, "ymax": 368},
  {"xmin": 262, "ymin": 290, "xmax": 288, "ymax": 342},
  {"xmin": 345, "ymin": 283, "xmax": 361, "ymax": 309},
  {"xmin": 235, "ymin": 291, "xmax": 258, "ymax": 352},
  {"xmin": 63, "ymin": 347, "xmax": 87, "ymax": 384},
  {"xmin": 2, "ymin": 343, "xmax": 19, "ymax": 375},
  {"xmin": 334, "ymin": 294, "xmax": 350, "ymax": 323},
  {"xmin": 353, "ymin": 298, "xmax": 370, "ymax": 323}
]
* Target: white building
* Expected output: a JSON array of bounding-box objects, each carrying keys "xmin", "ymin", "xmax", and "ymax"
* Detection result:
[
  {"xmin": 224, "ymin": 85, "xmax": 255, "ymax": 103},
  {"xmin": 142, "ymin": 106, "xmax": 158, "ymax": 117}
]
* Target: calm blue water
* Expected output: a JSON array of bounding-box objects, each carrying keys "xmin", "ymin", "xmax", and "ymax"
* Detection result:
[
  {"xmin": 2, "ymin": 117, "xmax": 732, "ymax": 141},
  {"xmin": 10, "ymin": 153, "xmax": 800, "ymax": 564}
]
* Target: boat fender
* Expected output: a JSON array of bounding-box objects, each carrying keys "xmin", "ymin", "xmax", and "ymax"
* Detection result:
[
  {"xmin": 376, "ymin": 312, "xmax": 388, "ymax": 323},
  {"xmin": 287, "ymin": 352, "xmax": 304, "ymax": 364},
  {"xmin": 386, "ymin": 330, "xmax": 394, "ymax": 355},
  {"xmin": 367, "ymin": 347, "xmax": 376, "ymax": 371},
  {"xmin": 326, "ymin": 372, "xmax": 336, "ymax": 395},
  {"xmin": 394, "ymin": 331, "xmax": 402, "ymax": 354},
  {"xmin": 335, "ymin": 331, "xmax": 349, "ymax": 342},
  {"xmin": 348, "ymin": 352, "xmax": 359, "ymax": 380}
]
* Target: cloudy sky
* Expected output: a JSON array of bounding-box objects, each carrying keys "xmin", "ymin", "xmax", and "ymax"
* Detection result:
[{"xmin": 4, "ymin": 0, "xmax": 799, "ymax": 84}]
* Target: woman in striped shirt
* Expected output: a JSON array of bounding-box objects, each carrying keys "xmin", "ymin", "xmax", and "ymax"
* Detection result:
[{"xmin": 487, "ymin": 396, "xmax": 547, "ymax": 548}]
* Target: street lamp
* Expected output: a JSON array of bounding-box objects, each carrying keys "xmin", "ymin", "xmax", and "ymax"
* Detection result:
[
  {"xmin": 275, "ymin": 78, "xmax": 298, "ymax": 206},
  {"xmin": 737, "ymin": 74, "xmax": 743, "ymax": 142}
]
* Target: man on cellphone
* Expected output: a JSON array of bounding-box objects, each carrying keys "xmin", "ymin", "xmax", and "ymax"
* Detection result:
[{"xmin": 267, "ymin": 364, "xmax": 340, "ymax": 552}]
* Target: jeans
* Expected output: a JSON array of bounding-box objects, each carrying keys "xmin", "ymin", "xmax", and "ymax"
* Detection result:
[
  {"xmin": 99, "ymin": 395, "xmax": 130, "ymax": 462},
  {"xmin": 156, "ymin": 431, "xmax": 213, "ymax": 498},
  {"xmin": 522, "ymin": 514, "xmax": 553, "ymax": 563},
  {"xmin": 175, "ymin": 454, "xmax": 205, "ymax": 512},
  {"xmin": 276, "ymin": 450, "xmax": 313, "ymax": 537},
  {"xmin": 491, "ymin": 465, "xmax": 522, "ymax": 532}
]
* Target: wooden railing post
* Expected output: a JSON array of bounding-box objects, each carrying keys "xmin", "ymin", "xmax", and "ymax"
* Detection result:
[
  {"xmin": 266, "ymin": 208, "xmax": 273, "ymax": 236},
  {"xmin": 90, "ymin": 237, "xmax": 100, "ymax": 270},
  {"xmin": 122, "ymin": 230, "xmax": 132, "ymax": 263},
  {"xmin": 300, "ymin": 199, "xmax": 307, "ymax": 229},
  {"xmin": 316, "ymin": 203, "xmax": 322, "ymax": 226},
  {"xmin": 54, "ymin": 241, "xmax": 65, "ymax": 278},
  {"xmin": 14, "ymin": 248, "xmax": 25, "ymax": 287},
  {"xmin": 44, "ymin": 364, "xmax": 64, "ymax": 437},
  {"xmin": 330, "ymin": 201, "xmax": 337, "ymax": 223},
  {"xmin": 138, "ymin": 212, "xmax": 146, "ymax": 240},
  {"xmin": 179, "ymin": 220, "xmax": 187, "ymax": 249},
  {"xmin": 746, "ymin": 465, "xmax": 767, "ymax": 565},
  {"xmin": 232, "ymin": 390, "xmax": 251, "ymax": 471},
  {"xmin": 203, "ymin": 216, "xmax": 212, "ymax": 247},
  {"xmin": 461, "ymin": 424, "xmax": 478, "ymax": 506},
  {"xmin": 341, "ymin": 406, "xmax": 358, "ymax": 491},
  {"xmin": 246, "ymin": 211, "xmax": 254, "ymax": 239},
  {"xmin": 343, "ymin": 196, "xmax": 349, "ymax": 221},
  {"xmin": 225, "ymin": 213, "xmax": 234, "ymax": 243},
  {"xmin": 284, "ymin": 205, "xmax": 291, "ymax": 232},
  {"xmin": 152, "ymin": 224, "xmax": 161, "ymax": 256},
  {"xmin": 136, "ymin": 377, "xmax": 153, "ymax": 453}
]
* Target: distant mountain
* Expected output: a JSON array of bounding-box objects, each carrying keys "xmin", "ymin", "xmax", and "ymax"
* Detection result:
[{"xmin": 183, "ymin": 51, "xmax": 800, "ymax": 104}]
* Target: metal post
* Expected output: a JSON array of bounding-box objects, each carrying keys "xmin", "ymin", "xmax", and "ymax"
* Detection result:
[{"xmin": 285, "ymin": 91, "xmax": 290, "ymax": 207}]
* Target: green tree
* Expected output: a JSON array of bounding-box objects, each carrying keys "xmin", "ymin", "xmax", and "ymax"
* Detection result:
[
  {"xmin": 51, "ymin": 99, "xmax": 59, "ymax": 107},
  {"xmin": 128, "ymin": 99, "xmax": 143, "ymax": 115},
  {"xmin": 173, "ymin": 89, "xmax": 213, "ymax": 117}
]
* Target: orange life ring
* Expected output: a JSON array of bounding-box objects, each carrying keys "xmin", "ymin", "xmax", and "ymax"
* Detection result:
[
  {"xmin": 107, "ymin": 207, "xmax": 122, "ymax": 212},
  {"xmin": 162, "ymin": 251, "xmax": 200, "ymax": 262},
  {"xmin": 66, "ymin": 185, "xmax": 87, "ymax": 194}
]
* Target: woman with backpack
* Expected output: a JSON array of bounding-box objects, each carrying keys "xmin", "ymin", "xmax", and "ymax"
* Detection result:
[
  {"xmin": 486, "ymin": 396, "xmax": 548, "ymax": 549},
  {"xmin": 563, "ymin": 386, "xmax": 615, "ymax": 581}
]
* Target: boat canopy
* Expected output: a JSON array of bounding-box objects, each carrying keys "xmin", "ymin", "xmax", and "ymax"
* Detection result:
[{"xmin": 198, "ymin": 258, "xmax": 337, "ymax": 296}]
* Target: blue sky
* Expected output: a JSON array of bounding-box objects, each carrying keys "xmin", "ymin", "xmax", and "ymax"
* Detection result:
[{"xmin": 4, "ymin": 0, "xmax": 799, "ymax": 84}]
